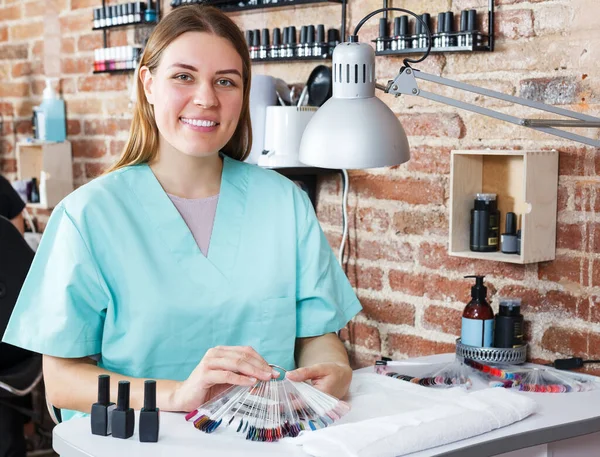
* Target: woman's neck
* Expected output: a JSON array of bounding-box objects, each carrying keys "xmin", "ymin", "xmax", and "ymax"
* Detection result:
[{"xmin": 149, "ymin": 148, "xmax": 223, "ymax": 200}]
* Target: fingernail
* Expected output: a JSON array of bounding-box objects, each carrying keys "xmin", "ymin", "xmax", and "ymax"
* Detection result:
[
  {"xmin": 272, "ymin": 369, "xmax": 280, "ymax": 378},
  {"xmin": 248, "ymin": 377, "xmax": 257, "ymax": 384}
]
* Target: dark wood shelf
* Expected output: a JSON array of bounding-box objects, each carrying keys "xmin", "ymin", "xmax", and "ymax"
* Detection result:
[
  {"xmin": 92, "ymin": 20, "xmax": 158, "ymax": 32},
  {"xmin": 93, "ymin": 68, "xmax": 135, "ymax": 75},
  {"xmin": 375, "ymin": 43, "xmax": 491, "ymax": 57},
  {"xmin": 251, "ymin": 55, "xmax": 331, "ymax": 64},
  {"xmin": 172, "ymin": 0, "xmax": 342, "ymax": 13}
]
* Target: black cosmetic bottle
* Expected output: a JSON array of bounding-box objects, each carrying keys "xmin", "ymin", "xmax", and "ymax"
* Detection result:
[
  {"xmin": 470, "ymin": 193, "xmax": 500, "ymax": 252},
  {"xmin": 139, "ymin": 380, "xmax": 160, "ymax": 442},
  {"xmin": 112, "ymin": 381, "xmax": 135, "ymax": 439},
  {"xmin": 494, "ymin": 298, "xmax": 524, "ymax": 348},
  {"xmin": 91, "ymin": 375, "xmax": 116, "ymax": 436}
]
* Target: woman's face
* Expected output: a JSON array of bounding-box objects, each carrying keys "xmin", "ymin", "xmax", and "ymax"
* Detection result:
[{"xmin": 141, "ymin": 31, "xmax": 244, "ymax": 159}]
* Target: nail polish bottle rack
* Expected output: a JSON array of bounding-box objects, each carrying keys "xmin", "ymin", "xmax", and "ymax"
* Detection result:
[
  {"xmin": 170, "ymin": 0, "xmax": 343, "ymax": 14},
  {"xmin": 92, "ymin": 0, "xmax": 161, "ymax": 75},
  {"xmin": 92, "ymin": 2, "xmax": 159, "ymax": 31},
  {"xmin": 372, "ymin": 0, "xmax": 494, "ymax": 57}
]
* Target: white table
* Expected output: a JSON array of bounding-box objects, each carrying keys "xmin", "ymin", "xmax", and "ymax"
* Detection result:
[{"xmin": 53, "ymin": 354, "xmax": 600, "ymax": 457}]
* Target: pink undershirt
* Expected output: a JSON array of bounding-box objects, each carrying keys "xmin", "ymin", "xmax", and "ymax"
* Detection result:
[{"xmin": 167, "ymin": 193, "xmax": 219, "ymax": 257}]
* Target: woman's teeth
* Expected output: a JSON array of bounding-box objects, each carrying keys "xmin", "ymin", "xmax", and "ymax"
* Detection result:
[{"xmin": 181, "ymin": 118, "xmax": 217, "ymax": 127}]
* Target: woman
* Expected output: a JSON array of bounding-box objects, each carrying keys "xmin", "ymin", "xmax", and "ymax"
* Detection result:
[{"xmin": 2, "ymin": 6, "xmax": 361, "ymax": 422}]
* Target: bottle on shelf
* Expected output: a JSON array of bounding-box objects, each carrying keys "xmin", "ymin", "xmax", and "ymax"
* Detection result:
[{"xmin": 461, "ymin": 275, "xmax": 494, "ymax": 348}]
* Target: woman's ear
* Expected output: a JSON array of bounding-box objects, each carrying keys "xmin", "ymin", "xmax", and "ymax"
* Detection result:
[{"xmin": 139, "ymin": 66, "xmax": 155, "ymax": 105}]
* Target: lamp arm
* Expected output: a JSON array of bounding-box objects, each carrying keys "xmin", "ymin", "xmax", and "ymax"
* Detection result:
[{"xmin": 384, "ymin": 67, "xmax": 600, "ymax": 147}]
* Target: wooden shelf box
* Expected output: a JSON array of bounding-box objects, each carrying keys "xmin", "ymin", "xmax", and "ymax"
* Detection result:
[
  {"xmin": 449, "ymin": 150, "xmax": 559, "ymax": 264},
  {"xmin": 16, "ymin": 141, "xmax": 73, "ymax": 209}
]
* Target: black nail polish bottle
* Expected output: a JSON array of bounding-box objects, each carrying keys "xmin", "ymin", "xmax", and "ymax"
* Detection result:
[
  {"xmin": 112, "ymin": 381, "xmax": 135, "ymax": 439},
  {"xmin": 139, "ymin": 380, "xmax": 160, "ymax": 442},
  {"xmin": 91, "ymin": 375, "xmax": 116, "ymax": 436}
]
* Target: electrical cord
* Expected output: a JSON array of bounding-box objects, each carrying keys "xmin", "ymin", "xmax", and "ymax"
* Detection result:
[
  {"xmin": 338, "ymin": 169, "xmax": 349, "ymax": 266},
  {"xmin": 547, "ymin": 358, "xmax": 600, "ymax": 370}
]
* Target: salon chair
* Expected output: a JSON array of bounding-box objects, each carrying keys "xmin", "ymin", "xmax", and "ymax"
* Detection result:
[{"xmin": 0, "ymin": 215, "xmax": 55, "ymax": 451}]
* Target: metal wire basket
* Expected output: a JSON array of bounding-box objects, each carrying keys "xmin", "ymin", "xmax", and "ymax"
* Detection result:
[{"xmin": 455, "ymin": 339, "xmax": 528, "ymax": 365}]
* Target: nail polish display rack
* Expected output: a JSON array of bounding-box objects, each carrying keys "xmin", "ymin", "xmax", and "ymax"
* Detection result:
[
  {"xmin": 373, "ymin": 0, "xmax": 494, "ymax": 57},
  {"xmin": 170, "ymin": 0, "xmax": 343, "ymax": 14},
  {"xmin": 92, "ymin": 0, "xmax": 161, "ymax": 75}
]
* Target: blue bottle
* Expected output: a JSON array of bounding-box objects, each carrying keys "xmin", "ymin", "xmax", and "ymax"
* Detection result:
[{"xmin": 39, "ymin": 78, "xmax": 66, "ymax": 142}]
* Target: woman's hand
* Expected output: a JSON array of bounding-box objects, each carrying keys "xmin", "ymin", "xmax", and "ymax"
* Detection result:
[
  {"xmin": 170, "ymin": 346, "xmax": 278, "ymax": 412},
  {"xmin": 285, "ymin": 361, "xmax": 353, "ymax": 399}
]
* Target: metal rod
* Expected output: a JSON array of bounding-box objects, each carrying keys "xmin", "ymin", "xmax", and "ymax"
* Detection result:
[
  {"xmin": 341, "ymin": 0, "xmax": 346, "ymax": 42},
  {"xmin": 383, "ymin": 0, "xmax": 388, "ymax": 20},
  {"xmin": 102, "ymin": 0, "xmax": 107, "ymax": 48},
  {"xmin": 522, "ymin": 119, "xmax": 600, "ymax": 128}
]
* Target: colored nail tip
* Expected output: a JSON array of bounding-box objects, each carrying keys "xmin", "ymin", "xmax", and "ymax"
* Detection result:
[{"xmin": 184, "ymin": 409, "xmax": 198, "ymax": 421}]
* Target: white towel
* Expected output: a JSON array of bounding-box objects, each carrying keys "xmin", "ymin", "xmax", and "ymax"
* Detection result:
[{"xmin": 286, "ymin": 373, "xmax": 537, "ymax": 457}]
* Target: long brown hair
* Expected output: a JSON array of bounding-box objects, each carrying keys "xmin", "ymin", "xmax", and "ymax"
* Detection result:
[{"xmin": 106, "ymin": 5, "xmax": 252, "ymax": 173}]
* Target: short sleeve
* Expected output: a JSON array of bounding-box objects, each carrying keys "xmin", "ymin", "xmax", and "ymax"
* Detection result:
[
  {"xmin": 2, "ymin": 205, "xmax": 109, "ymax": 357},
  {"xmin": 295, "ymin": 190, "xmax": 362, "ymax": 337}
]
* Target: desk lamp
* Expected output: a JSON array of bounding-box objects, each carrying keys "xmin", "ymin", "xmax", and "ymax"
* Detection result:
[{"xmin": 299, "ymin": 7, "xmax": 600, "ymax": 169}]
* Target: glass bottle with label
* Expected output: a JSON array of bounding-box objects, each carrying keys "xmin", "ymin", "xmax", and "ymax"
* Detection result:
[
  {"xmin": 461, "ymin": 275, "xmax": 494, "ymax": 347},
  {"xmin": 470, "ymin": 193, "xmax": 500, "ymax": 252}
]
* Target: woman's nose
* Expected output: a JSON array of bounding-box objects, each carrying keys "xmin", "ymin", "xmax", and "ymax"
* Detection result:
[{"xmin": 193, "ymin": 83, "xmax": 218, "ymax": 109}]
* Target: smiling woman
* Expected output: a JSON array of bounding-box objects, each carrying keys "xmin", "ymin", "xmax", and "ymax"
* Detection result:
[{"xmin": 2, "ymin": 5, "xmax": 361, "ymax": 424}]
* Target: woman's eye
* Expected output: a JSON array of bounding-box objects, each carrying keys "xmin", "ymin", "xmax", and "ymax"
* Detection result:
[
  {"xmin": 174, "ymin": 74, "xmax": 192, "ymax": 81},
  {"xmin": 217, "ymin": 79, "xmax": 234, "ymax": 87}
]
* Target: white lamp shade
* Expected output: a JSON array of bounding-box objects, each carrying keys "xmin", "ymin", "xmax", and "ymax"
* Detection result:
[
  {"xmin": 299, "ymin": 95, "xmax": 410, "ymax": 169},
  {"xmin": 299, "ymin": 41, "xmax": 410, "ymax": 169}
]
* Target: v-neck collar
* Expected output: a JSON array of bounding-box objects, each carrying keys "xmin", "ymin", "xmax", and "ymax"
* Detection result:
[{"xmin": 123, "ymin": 155, "xmax": 249, "ymax": 284}]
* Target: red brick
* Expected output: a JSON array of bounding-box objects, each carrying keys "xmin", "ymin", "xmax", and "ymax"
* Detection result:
[
  {"xmin": 0, "ymin": 27, "xmax": 7, "ymax": 43},
  {"xmin": 60, "ymin": 11, "xmax": 94, "ymax": 33},
  {"xmin": 85, "ymin": 162, "xmax": 109, "ymax": 179},
  {"xmin": 1, "ymin": 121, "xmax": 12, "ymax": 136},
  {"xmin": 66, "ymin": 98, "xmax": 104, "ymax": 115},
  {"xmin": 556, "ymin": 186, "xmax": 569, "ymax": 212},
  {"xmin": 495, "ymin": 10, "xmax": 535, "ymax": 40},
  {"xmin": 78, "ymin": 75, "xmax": 128, "ymax": 92},
  {"xmin": 593, "ymin": 260, "xmax": 600, "ymax": 287},
  {"xmin": 520, "ymin": 77, "xmax": 581, "ymax": 105},
  {"xmin": 0, "ymin": 139, "xmax": 14, "ymax": 156},
  {"xmin": 61, "ymin": 57, "xmax": 93, "ymax": 74},
  {"xmin": 72, "ymin": 0, "xmax": 101, "ymax": 8},
  {"xmin": 61, "ymin": 38, "xmax": 75, "ymax": 54},
  {"xmin": 108, "ymin": 30, "xmax": 129, "ymax": 47},
  {"xmin": 423, "ymin": 305, "xmax": 462, "ymax": 336},
  {"xmin": 32, "ymin": 40, "xmax": 43, "ymax": 58},
  {"xmin": 11, "ymin": 61, "xmax": 42, "ymax": 78},
  {"xmin": 72, "ymin": 139, "xmax": 107, "ymax": 159},
  {"xmin": 396, "ymin": 113, "xmax": 466, "ymax": 139},
  {"xmin": 496, "ymin": 285, "xmax": 585, "ymax": 320},
  {"xmin": 347, "ymin": 265, "xmax": 384, "ymax": 291},
  {"xmin": 15, "ymin": 100, "xmax": 35, "ymax": 117},
  {"xmin": 340, "ymin": 321, "xmax": 381, "ymax": 352},
  {"xmin": 556, "ymin": 222, "xmax": 585, "ymax": 251},
  {"xmin": 0, "ymin": 44, "xmax": 28, "ymax": 60},
  {"xmin": 387, "ymin": 334, "xmax": 456, "ymax": 357},
  {"xmin": 359, "ymin": 297, "xmax": 415, "ymax": 326},
  {"xmin": 404, "ymin": 145, "xmax": 452, "ymax": 175},
  {"xmin": 355, "ymin": 238, "xmax": 414, "ymax": 263},
  {"xmin": 357, "ymin": 207, "xmax": 390, "ymax": 234},
  {"xmin": 393, "ymin": 210, "xmax": 448, "ymax": 236},
  {"xmin": 0, "ymin": 82, "xmax": 29, "ymax": 97},
  {"xmin": 83, "ymin": 119, "xmax": 132, "ymax": 136},
  {"xmin": 574, "ymin": 182, "xmax": 600, "ymax": 213},
  {"xmin": 559, "ymin": 147, "xmax": 589, "ymax": 177},
  {"xmin": 389, "ymin": 270, "xmax": 425, "ymax": 296},
  {"xmin": 589, "ymin": 295, "xmax": 600, "ymax": 323},
  {"xmin": 61, "ymin": 78, "xmax": 77, "ymax": 94},
  {"xmin": 0, "ymin": 5, "xmax": 21, "ymax": 21},
  {"xmin": 10, "ymin": 22, "xmax": 43, "ymax": 41},
  {"xmin": 15, "ymin": 120, "xmax": 32, "ymax": 135},
  {"xmin": 24, "ymin": 0, "xmax": 69, "ymax": 17},
  {"xmin": 0, "ymin": 102, "xmax": 13, "ymax": 116},
  {"xmin": 352, "ymin": 175, "xmax": 446, "ymax": 205},
  {"xmin": 1, "ymin": 159, "xmax": 17, "ymax": 173},
  {"xmin": 72, "ymin": 162, "xmax": 84, "ymax": 180},
  {"xmin": 109, "ymin": 140, "xmax": 126, "ymax": 156},
  {"xmin": 77, "ymin": 33, "xmax": 103, "ymax": 52},
  {"xmin": 31, "ymin": 79, "xmax": 46, "ymax": 96},
  {"xmin": 542, "ymin": 327, "xmax": 600, "ymax": 359},
  {"xmin": 538, "ymin": 255, "xmax": 589, "ymax": 286},
  {"xmin": 423, "ymin": 274, "xmax": 473, "ymax": 303},
  {"xmin": 67, "ymin": 120, "xmax": 81, "ymax": 136}
]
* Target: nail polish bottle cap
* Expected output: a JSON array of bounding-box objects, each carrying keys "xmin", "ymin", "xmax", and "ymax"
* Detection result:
[
  {"xmin": 143, "ymin": 380, "xmax": 157, "ymax": 411},
  {"xmin": 300, "ymin": 25, "xmax": 307, "ymax": 45},
  {"xmin": 135, "ymin": 2, "xmax": 142, "ymax": 14},
  {"xmin": 261, "ymin": 28, "xmax": 269, "ymax": 47},
  {"xmin": 415, "ymin": 16, "xmax": 422, "ymax": 36},
  {"xmin": 467, "ymin": 9, "xmax": 477, "ymax": 32},
  {"xmin": 127, "ymin": 3, "xmax": 133, "ymax": 16},
  {"xmin": 460, "ymin": 10, "xmax": 468, "ymax": 32},
  {"xmin": 399, "ymin": 16, "xmax": 408, "ymax": 36},
  {"xmin": 117, "ymin": 380, "xmax": 130, "ymax": 411},
  {"xmin": 393, "ymin": 17, "xmax": 401, "ymax": 36},
  {"xmin": 99, "ymin": 7, "xmax": 105, "ymax": 20},
  {"xmin": 421, "ymin": 13, "xmax": 431, "ymax": 34},
  {"xmin": 437, "ymin": 12, "xmax": 445, "ymax": 34},
  {"xmin": 378, "ymin": 17, "xmax": 387, "ymax": 38},
  {"xmin": 317, "ymin": 24, "xmax": 325, "ymax": 43},
  {"xmin": 505, "ymin": 212, "xmax": 517, "ymax": 235},
  {"xmin": 282, "ymin": 27, "xmax": 289, "ymax": 46},
  {"xmin": 245, "ymin": 30, "xmax": 253, "ymax": 45},
  {"xmin": 272, "ymin": 28, "xmax": 281, "ymax": 46},
  {"xmin": 307, "ymin": 25, "xmax": 315, "ymax": 44},
  {"xmin": 97, "ymin": 374, "xmax": 110, "ymax": 405},
  {"xmin": 289, "ymin": 26, "xmax": 297, "ymax": 45},
  {"xmin": 94, "ymin": 8, "xmax": 100, "ymax": 22},
  {"xmin": 111, "ymin": 5, "xmax": 118, "ymax": 18},
  {"xmin": 444, "ymin": 11, "xmax": 454, "ymax": 33},
  {"xmin": 104, "ymin": 5, "xmax": 111, "ymax": 18},
  {"xmin": 252, "ymin": 29, "xmax": 260, "ymax": 47},
  {"xmin": 327, "ymin": 28, "xmax": 339, "ymax": 43}
]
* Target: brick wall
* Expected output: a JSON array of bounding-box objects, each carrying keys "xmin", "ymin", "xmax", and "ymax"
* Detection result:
[{"xmin": 1, "ymin": 0, "xmax": 599, "ymax": 373}]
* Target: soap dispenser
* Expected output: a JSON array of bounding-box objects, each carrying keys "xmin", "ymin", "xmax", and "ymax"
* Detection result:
[
  {"xmin": 39, "ymin": 78, "xmax": 66, "ymax": 142},
  {"xmin": 461, "ymin": 275, "xmax": 494, "ymax": 347}
]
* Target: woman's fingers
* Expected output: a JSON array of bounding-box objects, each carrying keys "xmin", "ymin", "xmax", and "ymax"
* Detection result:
[
  {"xmin": 204, "ymin": 369, "xmax": 258, "ymax": 387},
  {"xmin": 204, "ymin": 347, "xmax": 275, "ymax": 381}
]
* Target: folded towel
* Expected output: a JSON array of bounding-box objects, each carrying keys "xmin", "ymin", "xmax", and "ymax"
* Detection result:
[{"xmin": 286, "ymin": 373, "xmax": 537, "ymax": 457}]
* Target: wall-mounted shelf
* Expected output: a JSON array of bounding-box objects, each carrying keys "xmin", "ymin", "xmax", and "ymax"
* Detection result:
[
  {"xmin": 93, "ymin": 69, "xmax": 135, "ymax": 75},
  {"xmin": 92, "ymin": 20, "xmax": 158, "ymax": 32},
  {"xmin": 449, "ymin": 150, "xmax": 558, "ymax": 265},
  {"xmin": 375, "ymin": 41, "xmax": 490, "ymax": 57},
  {"xmin": 252, "ymin": 55, "xmax": 330, "ymax": 64},
  {"xmin": 171, "ymin": 0, "xmax": 342, "ymax": 13},
  {"xmin": 16, "ymin": 141, "xmax": 73, "ymax": 210}
]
